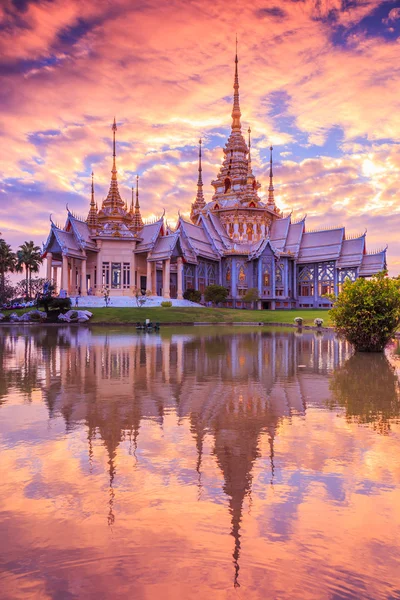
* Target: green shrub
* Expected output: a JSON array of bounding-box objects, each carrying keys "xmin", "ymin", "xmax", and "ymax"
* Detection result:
[
  {"xmin": 330, "ymin": 272, "xmax": 400, "ymax": 352},
  {"xmin": 242, "ymin": 287, "xmax": 260, "ymax": 303},
  {"xmin": 204, "ymin": 284, "xmax": 229, "ymax": 305},
  {"xmin": 160, "ymin": 301, "xmax": 172, "ymax": 307},
  {"xmin": 183, "ymin": 289, "xmax": 201, "ymax": 303},
  {"xmin": 48, "ymin": 297, "xmax": 71, "ymax": 312}
]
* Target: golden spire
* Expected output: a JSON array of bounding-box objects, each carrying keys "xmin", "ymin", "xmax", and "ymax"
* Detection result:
[
  {"xmin": 112, "ymin": 117, "xmax": 117, "ymax": 181},
  {"xmin": 130, "ymin": 186, "xmax": 134, "ymax": 214},
  {"xmin": 231, "ymin": 36, "xmax": 242, "ymax": 132},
  {"xmin": 87, "ymin": 171, "xmax": 98, "ymax": 227},
  {"xmin": 131, "ymin": 174, "xmax": 143, "ymax": 229},
  {"xmin": 196, "ymin": 138, "xmax": 204, "ymax": 203},
  {"xmin": 101, "ymin": 118, "xmax": 125, "ymax": 211},
  {"xmin": 268, "ymin": 145, "xmax": 275, "ymax": 205},
  {"xmin": 247, "ymin": 127, "xmax": 252, "ymax": 174}
]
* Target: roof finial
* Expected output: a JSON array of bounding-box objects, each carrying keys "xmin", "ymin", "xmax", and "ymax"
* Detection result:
[
  {"xmin": 87, "ymin": 170, "xmax": 98, "ymax": 226},
  {"xmin": 231, "ymin": 36, "xmax": 241, "ymax": 132},
  {"xmin": 268, "ymin": 145, "xmax": 275, "ymax": 205},
  {"xmin": 130, "ymin": 185, "xmax": 134, "ymax": 213},
  {"xmin": 135, "ymin": 174, "xmax": 140, "ymax": 210},
  {"xmin": 112, "ymin": 117, "xmax": 117, "ymax": 181},
  {"xmin": 196, "ymin": 138, "xmax": 205, "ymax": 204}
]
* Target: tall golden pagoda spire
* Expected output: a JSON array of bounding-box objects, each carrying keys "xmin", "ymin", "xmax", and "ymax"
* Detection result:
[
  {"xmin": 267, "ymin": 145, "xmax": 275, "ymax": 205},
  {"xmin": 231, "ymin": 36, "xmax": 242, "ymax": 132},
  {"xmin": 102, "ymin": 118, "xmax": 125, "ymax": 211},
  {"xmin": 87, "ymin": 171, "xmax": 98, "ymax": 227},
  {"xmin": 130, "ymin": 186, "xmax": 134, "ymax": 214},
  {"xmin": 190, "ymin": 138, "xmax": 206, "ymax": 223},
  {"xmin": 247, "ymin": 127, "xmax": 252, "ymax": 174},
  {"xmin": 196, "ymin": 138, "xmax": 204, "ymax": 204},
  {"xmin": 131, "ymin": 174, "xmax": 144, "ymax": 230}
]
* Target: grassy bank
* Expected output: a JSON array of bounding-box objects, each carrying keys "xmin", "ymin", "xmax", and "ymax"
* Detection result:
[
  {"xmin": 83, "ymin": 307, "xmax": 331, "ymax": 325},
  {"xmin": 2, "ymin": 306, "xmax": 332, "ymax": 325}
]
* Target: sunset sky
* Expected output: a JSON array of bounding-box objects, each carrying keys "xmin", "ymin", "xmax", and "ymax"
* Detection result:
[{"xmin": 1, "ymin": 0, "xmax": 399, "ymax": 272}]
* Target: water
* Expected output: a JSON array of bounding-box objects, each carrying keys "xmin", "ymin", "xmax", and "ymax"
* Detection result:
[{"xmin": 1, "ymin": 325, "xmax": 400, "ymax": 600}]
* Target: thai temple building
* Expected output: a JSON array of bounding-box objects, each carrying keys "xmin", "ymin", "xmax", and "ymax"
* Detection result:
[{"xmin": 43, "ymin": 50, "xmax": 386, "ymax": 309}]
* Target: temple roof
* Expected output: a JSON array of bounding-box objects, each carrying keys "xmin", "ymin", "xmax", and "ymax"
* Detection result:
[
  {"xmin": 179, "ymin": 217, "xmax": 220, "ymax": 261},
  {"xmin": 359, "ymin": 249, "xmax": 387, "ymax": 276},
  {"xmin": 135, "ymin": 219, "xmax": 164, "ymax": 253},
  {"xmin": 297, "ymin": 227, "xmax": 345, "ymax": 263}
]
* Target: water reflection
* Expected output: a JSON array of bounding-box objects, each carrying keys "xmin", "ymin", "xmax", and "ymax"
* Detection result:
[
  {"xmin": 330, "ymin": 352, "xmax": 400, "ymax": 434},
  {"xmin": 1, "ymin": 326, "xmax": 400, "ymax": 599}
]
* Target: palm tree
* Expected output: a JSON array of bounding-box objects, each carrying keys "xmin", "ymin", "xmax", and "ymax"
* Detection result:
[
  {"xmin": 0, "ymin": 237, "xmax": 16, "ymax": 302},
  {"xmin": 16, "ymin": 241, "xmax": 42, "ymax": 299}
]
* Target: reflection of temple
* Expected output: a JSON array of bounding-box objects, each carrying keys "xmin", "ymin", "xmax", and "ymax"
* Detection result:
[
  {"xmin": 42, "ymin": 48, "xmax": 386, "ymax": 308},
  {"xmin": 0, "ymin": 326, "xmax": 361, "ymax": 587}
]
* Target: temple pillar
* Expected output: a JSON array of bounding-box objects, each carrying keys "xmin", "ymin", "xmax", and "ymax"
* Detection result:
[
  {"xmin": 151, "ymin": 262, "xmax": 157, "ymax": 295},
  {"xmin": 70, "ymin": 258, "xmax": 75, "ymax": 296},
  {"xmin": 130, "ymin": 247, "xmax": 136, "ymax": 292},
  {"xmin": 62, "ymin": 255, "xmax": 68, "ymax": 293},
  {"xmin": 177, "ymin": 257, "xmax": 183, "ymax": 300},
  {"xmin": 46, "ymin": 252, "xmax": 52, "ymax": 281},
  {"xmin": 146, "ymin": 257, "xmax": 152, "ymax": 294},
  {"xmin": 96, "ymin": 247, "xmax": 102, "ymax": 295},
  {"xmin": 81, "ymin": 258, "xmax": 87, "ymax": 295},
  {"xmin": 163, "ymin": 259, "xmax": 171, "ymax": 298},
  {"xmin": 52, "ymin": 266, "xmax": 58, "ymax": 291}
]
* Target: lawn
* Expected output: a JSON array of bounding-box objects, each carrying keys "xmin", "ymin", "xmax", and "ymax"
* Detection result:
[
  {"xmin": 1, "ymin": 306, "xmax": 332, "ymax": 326},
  {"xmin": 83, "ymin": 307, "xmax": 331, "ymax": 326}
]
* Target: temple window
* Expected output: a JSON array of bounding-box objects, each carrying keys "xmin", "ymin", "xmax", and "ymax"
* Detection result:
[
  {"xmin": 298, "ymin": 265, "xmax": 314, "ymax": 297},
  {"xmin": 263, "ymin": 270, "xmax": 270, "ymax": 286},
  {"xmin": 318, "ymin": 262, "xmax": 334, "ymax": 296},
  {"xmin": 228, "ymin": 222, "xmax": 234, "ymax": 236},
  {"xmin": 102, "ymin": 262, "xmax": 110, "ymax": 288},
  {"xmin": 123, "ymin": 263, "xmax": 130, "ymax": 288},
  {"xmin": 207, "ymin": 263, "xmax": 216, "ymax": 286},
  {"xmin": 252, "ymin": 180, "xmax": 256, "ymax": 190},
  {"xmin": 238, "ymin": 222, "xmax": 244, "ymax": 235},
  {"xmin": 111, "ymin": 262, "xmax": 122, "ymax": 289},
  {"xmin": 224, "ymin": 178, "xmax": 231, "ymax": 193},
  {"xmin": 226, "ymin": 267, "xmax": 231, "ymax": 282},
  {"xmin": 338, "ymin": 268, "xmax": 356, "ymax": 292},
  {"xmin": 184, "ymin": 265, "xmax": 194, "ymax": 290},
  {"xmin": 198, "ymin": 262, "xmax": 206, "ymax": 293},
  {"xmin": 238, "ymin": 265, "xmax": 246, "ymax": 282},
  {"xmin": 247, "ymin": 223, "xmax": 253, "ymax": 240},
  {"xmin": 249, "ymin": 202, "xmax": 256, "ymax": 208}
]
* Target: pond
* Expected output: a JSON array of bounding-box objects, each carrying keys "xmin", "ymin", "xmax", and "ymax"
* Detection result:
[{"xmin": 1, "ymin": 326, "xmax": 400, "ymax": 599}]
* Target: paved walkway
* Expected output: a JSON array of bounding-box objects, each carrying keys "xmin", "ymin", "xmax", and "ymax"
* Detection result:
[{"xmin": 71, "ymin": 295, "xmax": 203, "ymax": 308}]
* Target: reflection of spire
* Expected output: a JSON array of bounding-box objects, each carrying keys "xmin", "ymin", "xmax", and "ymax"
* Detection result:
[
  {"xmin": 190, "ymin": 412, "xmax": 206, "ymax": 499},
  {"xmin": 108, "ymin": 447, "xmax": 116, "ymax": 527},
  {"xmin": 231, "ymin": 36, "xmax": 242, "ymax": 132},
  {"xmin": 268, "ymin": 145, "xmax": 275, "ymax": 205}
]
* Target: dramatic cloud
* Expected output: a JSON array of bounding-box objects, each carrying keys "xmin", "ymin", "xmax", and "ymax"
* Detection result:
[{"xmin": 0, "ymin": 0, "xmax": 399, "ymax": 272}]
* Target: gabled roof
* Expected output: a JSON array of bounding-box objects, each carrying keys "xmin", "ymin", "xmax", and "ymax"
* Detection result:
[
  {"xmin": 147, "ymin": 232, "xmax": 180, "ymax": 261},
  {"xmin": 270, "ymin": 215, "xmax": 291, "ymax": 252},
  {"xmin": 298, "ymin": 227, "xmax": 344, "ymax": 263},
  {"xmin": 66, "ymin": 213, "xmax": 97, "ymax": 250},
  {"xmin": 135, "ymin": 219, "xmax": 164, "ymax": 253},
  {"xmin": 337, "ymin": 235, "xmax": 365, "ymax": 268},
  {"xmin": 43, "ymin": 222, "xmax": 84, "ymax": 258},
  {"xmin": 284, "ymin": 219, "xmax": 305, "ymax": 257},
  {"xmin": 179, "ymin": 217, "xmax": 220, "ymax": 261},
  {"xmin": 248, "ymin": 237, "xmax": 280, "ymax": 260},
  {"xmin": 359, "ymin": 249, "xmax": 387, "ymax": 276}
]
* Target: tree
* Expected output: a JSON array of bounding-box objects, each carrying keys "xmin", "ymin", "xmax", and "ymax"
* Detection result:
[
  {"xmin": 16, "ymin": 241, "xmax": 42, "ymax": 299},
  {"xmin": 329, "ymin": 271, "xmax": 400, "ymax": 352},
  {"xmin": 242, "ymin": 287, "xmax": 260, "ymax": 304},
  {"xmin": 183, "ymin": 289, "xmax": 201, "ymax": 303},
  {"xmin": 204, "ymin": 284, "xmax": 229, "ymax": 305},
  {"xmin": 0, "ymin": 238, "xmax": 16, "ymax": 303}
]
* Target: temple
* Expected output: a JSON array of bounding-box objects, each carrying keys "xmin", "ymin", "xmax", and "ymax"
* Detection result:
[{"xmin": 43, "ymin": 50, "xmax": 387, "ymax": 309}]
